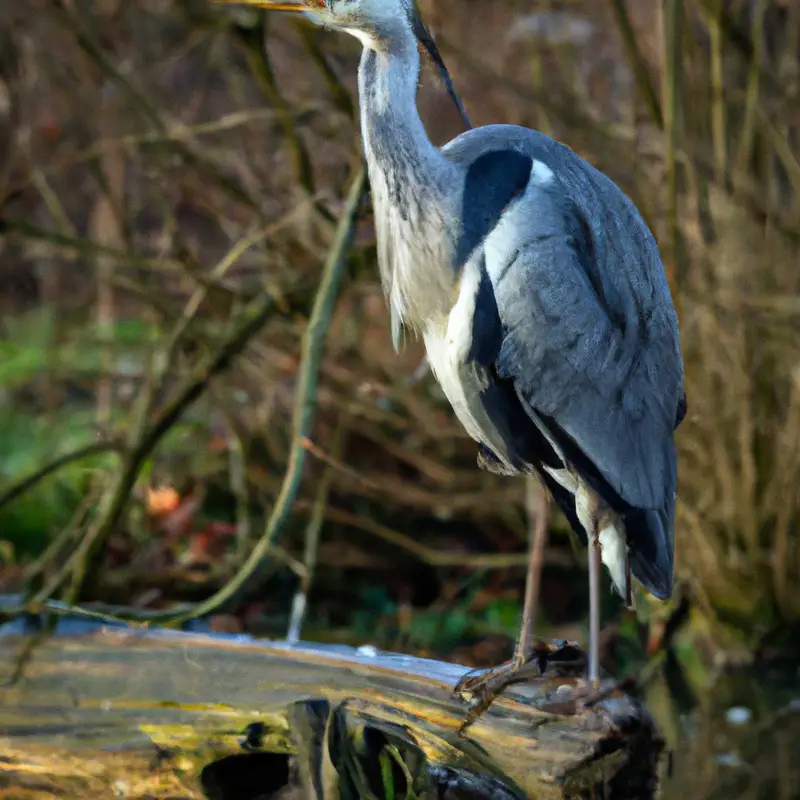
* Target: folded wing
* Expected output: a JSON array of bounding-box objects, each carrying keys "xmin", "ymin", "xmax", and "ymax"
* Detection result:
[{"xmin": 480, "ymin": 164, "xmax": 683, "ymax": 513}]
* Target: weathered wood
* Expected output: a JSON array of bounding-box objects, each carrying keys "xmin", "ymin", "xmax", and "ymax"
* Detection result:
[{"xmin": 0, "ymin": 618, "xmax": 662, "ymax": 798}]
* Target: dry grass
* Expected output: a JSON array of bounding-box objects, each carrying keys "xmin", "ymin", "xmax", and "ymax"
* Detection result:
[
  {"xmin": 0, "ymin": 0, "xmax": 799, "ymax": 647},
  {"xmin": 665, "ymin": 0, "xmax": 800, "ymax": 642},
  {"xmin": 678, "ymin": 186, "xmax": 800, "ymax": 640}
]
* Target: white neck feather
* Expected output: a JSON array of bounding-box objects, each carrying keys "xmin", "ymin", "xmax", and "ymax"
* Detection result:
[{"xmin": 355, "ymin": 32, "xmax": 460, "ymax": 347}]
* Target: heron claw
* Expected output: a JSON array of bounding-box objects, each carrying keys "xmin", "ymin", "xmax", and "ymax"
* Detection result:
[{"xmin": 453, "ymin": 638, "xmax": 586, "ymax": 734}]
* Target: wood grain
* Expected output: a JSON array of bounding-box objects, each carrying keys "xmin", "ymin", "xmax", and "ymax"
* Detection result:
[{"xmin": 0, "ymin": 620, "xmax": 662, "ymax": 798}]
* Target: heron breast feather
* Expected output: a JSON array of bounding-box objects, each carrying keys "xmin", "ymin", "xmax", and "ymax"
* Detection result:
[
  {"xmin": 422, "ymin": 260, "xmax": 509, "ymax": 461},
  {"xmin": 424, "ymin": 259, "xmax": 483, "ymax": 415}
]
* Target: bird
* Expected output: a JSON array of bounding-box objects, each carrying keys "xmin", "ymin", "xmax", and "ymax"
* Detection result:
[{"xmin": 222, "ymin": 0, "xmax": 686, "ymax": 722}]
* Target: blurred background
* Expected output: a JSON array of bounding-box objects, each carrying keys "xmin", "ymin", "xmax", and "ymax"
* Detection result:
[{"xmin": 1, "ymin": 0, "xmax": 800, "ymax": 795}]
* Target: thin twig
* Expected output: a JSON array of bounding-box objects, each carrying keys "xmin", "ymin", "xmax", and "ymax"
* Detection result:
[
  {"xmin": 11, "ymin": 106, "xmax": 321, "ymax": 195},
  {"xmin": 439, "ymin": 36, "xmax": 633, "ymax": 146},
  {"xmin": 703, "ymin": 0, "xmax": 727, "ymax": 183},
  {"xmin": 293, "ymin": 19, "xmax": 356, "ymax": 121},
  {"xmin": 27, "ymin": 284, "xmax": 289, "ymax": 609},
  {"xmin": 605, "ymin": 0, "xmax": 800, "ymax": 253},
  {"xmin": 662, "ymin": 0, "xmax": 686, "ymax": 297},
  {"xmin": 131, "ymin": 166, "xmax": 367, "ymax": 626},
  {"xmin": 756, "ymin": 106, "xmax": 800, "ymax": 202},
  {"xmin": 287, "ymin": 421, "xmax": 344, "ymax": 643},
  {"xmin": 0, "ymin": 441, "xmax": 119, "ymax": 513},
  {"xmin": 154, "ymin": 218, "xmax": 286, "ymax": 390},
  {"xmin": 22, "ymin": 480, "xmax": 105, "ymax": 596},
  {"xmin": 46, "ymin": 0, "xmax": 260, "ymax": 212},
  {"xmin": 295, "ymin": 503, "xmax": 573, "ymax": 570},
  {"xmin": 606, "ymin": 0, "xmax": 664, "ymax": 129},
  {"xmin": 295, "ymin": 436, "xmax": 522, "ymax": 513},
  {"xmin": 0, "ymin": 218, "xmax": 187, "ymax": 273},
  {"xmin": 357, "ymin": 429, "xmax": 470, "ymax": 487},
  {"xmin": 0, "ymin": 594, "xmax": 154, "ymax": 627},
  {"xmin": 214, "ymin": 404, "xmax": 252, "ymax": 561},
  {"xmin": 733, "ymin": 0, "xmax": 768, "ymax": 177},
  {"xmin": 694, "ymin": 0, "xmax": 784, "ymax": 99},
  {"xmin": 232, "ymin": 17, "xmax": 316, "ymax": 195}
]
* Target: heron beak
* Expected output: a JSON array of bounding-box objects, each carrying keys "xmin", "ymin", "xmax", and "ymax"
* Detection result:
[
  {"xmin": 211, "ymin": 0, "xmax": 312, "ymax": 12},
  {"xmin": 409, "ymin": 2, "xmax": 472, "ymax": 130}
]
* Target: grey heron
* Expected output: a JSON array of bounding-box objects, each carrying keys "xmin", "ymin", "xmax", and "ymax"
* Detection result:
[{"xmin": 224, "ymin": 0, "xmax": 686, "ymax": 720}]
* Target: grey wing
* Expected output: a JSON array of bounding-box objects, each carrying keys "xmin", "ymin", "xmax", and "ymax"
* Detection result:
[{"xmin": 485, "ymin": 174, "xmax": 683, "ymax": 512}]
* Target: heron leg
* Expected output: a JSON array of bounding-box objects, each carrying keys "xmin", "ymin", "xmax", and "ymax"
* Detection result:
[
  {"xmin": 575, "ymin": 484, "xmax": 601, "ymax": 686},
  {"xmin": 586, "ymin": 513, "xmax": 601, "ymax": 686},
  {"xmin": 454, "ymin": 479, "xmax": 564, "ymax": 732},
  {"xmin": 513, "ymin": 477, "xmax": 549, "ymax": 665}
]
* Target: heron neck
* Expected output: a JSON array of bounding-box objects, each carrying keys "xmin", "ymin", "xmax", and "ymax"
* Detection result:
[
  {"xmin": 357, "ymin": 38, "xmax": 456, "ymax": 195},
  {"xmin": 356, "ymin": 34, "xmax": 461, "ymax": 339}
]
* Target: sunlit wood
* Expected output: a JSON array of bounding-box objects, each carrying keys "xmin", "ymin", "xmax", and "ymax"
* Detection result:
[{"xmin": 0, "ymin": 621, "xmax": 662, "ymax": 798}]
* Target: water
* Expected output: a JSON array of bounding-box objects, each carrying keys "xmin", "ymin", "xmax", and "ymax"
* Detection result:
[{"xmin": 658, "ymin": 664, "xmax": 800, "ymax": 800}]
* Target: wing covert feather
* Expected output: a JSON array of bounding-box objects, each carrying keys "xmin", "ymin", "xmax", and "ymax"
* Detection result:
[{"xmin": 485, "ymin": 177, "xmax": 682, "ymax": 510}]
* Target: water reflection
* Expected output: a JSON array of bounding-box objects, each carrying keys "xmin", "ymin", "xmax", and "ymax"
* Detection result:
[{"xmin": 658, "ymin": 666, "xmax": 800, "ymax": 800}]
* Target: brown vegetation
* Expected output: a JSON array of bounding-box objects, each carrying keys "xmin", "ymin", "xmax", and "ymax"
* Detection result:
[{"xmin": 0, "ymin": 0, "xmax": 799, "ymax": 657}]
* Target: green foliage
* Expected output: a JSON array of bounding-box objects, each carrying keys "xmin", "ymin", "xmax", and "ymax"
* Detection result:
[
  {"xmin": 0, "ymin": 408, "xmax": 115, "ymax": 556},
  {"xmin": 0, "ymin": 309, "xmax": 160, "ymax": 388}
]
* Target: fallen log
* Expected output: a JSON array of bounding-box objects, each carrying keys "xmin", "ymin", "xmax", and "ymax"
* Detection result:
[{"xmin": 0, "ymin": 617, "xmax": 663, "ymax": 798}]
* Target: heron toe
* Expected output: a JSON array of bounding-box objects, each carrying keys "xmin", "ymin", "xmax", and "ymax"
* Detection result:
[{"xmin": 454, "ymin": 638, "xmax": 586, "ymax": 733}]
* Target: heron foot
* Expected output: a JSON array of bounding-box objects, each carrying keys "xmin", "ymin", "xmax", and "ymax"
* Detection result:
[{"xmin": 453, "ymin": 638, "xmax": 585, "ymax": 734}]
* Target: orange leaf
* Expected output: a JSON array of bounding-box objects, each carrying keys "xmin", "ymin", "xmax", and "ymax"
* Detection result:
[{"xmin": 147, "ymin": 486, "xmax": 181, "ymax": 517}]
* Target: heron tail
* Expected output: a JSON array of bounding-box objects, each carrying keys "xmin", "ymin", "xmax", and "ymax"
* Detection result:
[{"xmin": 625, "ymin": 495, "xmax": 676, "ymax": 600}]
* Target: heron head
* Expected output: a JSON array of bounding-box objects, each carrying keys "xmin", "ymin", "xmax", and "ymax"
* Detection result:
[
  {"xmin": 215, "ymin": 0, "xmax": 471, "ymax": 126},
  {"xmin": 218, "ymin": 0, "xmax": 421, "ymax": 46},
  {"xmin": 323, "ymin": 0, "xmax": 416, "ymax": 35}
]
